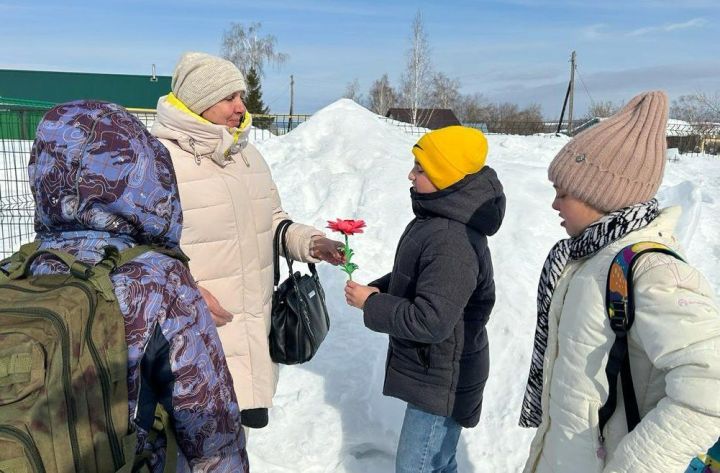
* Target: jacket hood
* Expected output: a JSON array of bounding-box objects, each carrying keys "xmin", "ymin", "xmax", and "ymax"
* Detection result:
[
  {"xmin": 411, "ymin": 166, "xmax": 506, "ymax": 236},
  {"xmin": 29, "ymin": 100, "xmax": 182, "ymax": 248},
  {"xmin": 151, "ymin": 93, "xmax": 250, "ymax": 167}
]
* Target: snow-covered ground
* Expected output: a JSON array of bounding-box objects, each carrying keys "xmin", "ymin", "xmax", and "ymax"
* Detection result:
[
  {"xmin": 250, "ymin": 99, "xmax": 720, "ymax": 472},
  {"xmin": 0, "ymin": 99, "xmax": 717, "ymax": 471}
]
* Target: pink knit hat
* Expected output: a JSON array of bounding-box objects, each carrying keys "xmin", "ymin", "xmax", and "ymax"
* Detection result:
[{"xmin": 548, "ymin": 90, "xmax": 668, "ymax": 212}]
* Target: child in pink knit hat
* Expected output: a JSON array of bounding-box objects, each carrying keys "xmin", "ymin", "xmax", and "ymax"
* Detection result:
[{"xmin": 519, "ymin": 91, "xmax": 720, "ymax": 472}]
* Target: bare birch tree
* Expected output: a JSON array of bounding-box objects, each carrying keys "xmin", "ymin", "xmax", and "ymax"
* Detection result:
[
  {"xmin": 400, "ymin": 11, "xmax": 433, "ymax": 125},
  {"xmin": 343, "ymin": 78, "xmax": 363, "ymax": 104},
  {"xmin": 455, "ymin": 93, "xmax": 492, "ymax": 123},
  {"xmin": 221, "ymin": 22, "xmax": 289, "ymax": 77},
  {"xmin": 367, "ymin": 74, "xmax": 397, "ymax": 115},
  {"xmin": 698, "ymin": 92, "xmax": 720, "ymax": 119},
  {"xmin": 672, "ymin": 92, "xmax": 720, "ymax": 122},
  {"xmin": 428, "ymin": 72, "xmax": 461, "ymax": 110},
  {"xmin": 584, "ymin": 100, "xmax": 620, "ymax": 119}
]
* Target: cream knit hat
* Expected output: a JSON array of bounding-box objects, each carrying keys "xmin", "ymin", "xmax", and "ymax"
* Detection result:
[
  {"xmin": 171, "ymin": 52, "xmax": 247, "ymax": 115},
  {"xmin": 548, "ymin": 90, "xmax": 668, "ymax": 212}
]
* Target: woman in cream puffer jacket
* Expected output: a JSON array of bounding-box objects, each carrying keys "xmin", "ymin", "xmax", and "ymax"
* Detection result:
[{"xmin": 151, "ymin": 52, "xmax": 343, "ymax": 423}]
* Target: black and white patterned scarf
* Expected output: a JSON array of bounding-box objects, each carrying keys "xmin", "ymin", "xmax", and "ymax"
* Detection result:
[{"xmin": 519, "ymin": 199, "xmax": 661, "ymax": 428}]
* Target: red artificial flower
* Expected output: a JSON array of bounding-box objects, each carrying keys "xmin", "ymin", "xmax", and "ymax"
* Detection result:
[{"xmin": 327, "ymin": 218, "xmax": 366, "ymax": 236}]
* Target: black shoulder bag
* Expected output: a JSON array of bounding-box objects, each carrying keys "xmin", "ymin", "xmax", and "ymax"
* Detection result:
[{"xmin": 269, "ymin": 219, "xmax": 330, "ymax": 365}]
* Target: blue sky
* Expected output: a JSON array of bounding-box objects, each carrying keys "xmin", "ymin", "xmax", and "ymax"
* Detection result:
[{"xmin": 1, "ymin": 0, "xmax": 718, "ymax": 117}]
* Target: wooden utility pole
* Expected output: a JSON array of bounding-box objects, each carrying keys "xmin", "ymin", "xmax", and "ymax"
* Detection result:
[
  {"xmin": 568, "ymin": 51, "xmax": 576, "ymax": 135},
  {"xmin": 288, "ymin": 74, "xmax": 295, "ymax": 132}
]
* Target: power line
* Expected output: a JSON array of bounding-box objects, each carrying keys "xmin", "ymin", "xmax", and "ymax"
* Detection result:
[
  {"xmin": 575, "ymin": 66, "xmax": 595, "ymax": 105},
  {"xmin": 265, "ymin": 89, "xmax": 287, "ymax": 107}
]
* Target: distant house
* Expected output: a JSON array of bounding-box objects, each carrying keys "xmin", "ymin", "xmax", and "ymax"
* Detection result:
[
  {"xmin": 0, "ymin": 69, "xmax": 171, "ymax": 109},
  {"xmin": 694, "ymin": 123, "xmax": 720, "ymax": 155},
  {"xmin": 576, "ymin": 117, "xmax": 720, "ymax": 155},
  {"xmin": 385, "ymin": 108, "xmax": 461, "ymax": 130}
]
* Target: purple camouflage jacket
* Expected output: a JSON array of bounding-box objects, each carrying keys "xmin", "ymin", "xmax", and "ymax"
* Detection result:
[{"xmin": 21, "ymin": 101, "xmax": 248, "ymax": 472}]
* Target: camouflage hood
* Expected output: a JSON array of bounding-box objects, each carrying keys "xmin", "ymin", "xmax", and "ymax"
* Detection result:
[{"xmin": 29, "ymin": 100, "xmax": 182, "ymax": 248}]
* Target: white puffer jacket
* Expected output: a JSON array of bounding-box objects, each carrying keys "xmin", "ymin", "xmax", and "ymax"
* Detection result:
[
  {"xmin": 524, "ymin": 207, "xmax": 720, "ymax": 473},
  {"xmin": 151, "ymin": 94, "xmax": 323, "ymax": 408}
]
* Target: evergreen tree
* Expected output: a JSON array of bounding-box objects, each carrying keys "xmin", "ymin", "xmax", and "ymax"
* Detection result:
[{"xmin": 244, "ymin": 67, "xmax": 273, "ymax": 129}]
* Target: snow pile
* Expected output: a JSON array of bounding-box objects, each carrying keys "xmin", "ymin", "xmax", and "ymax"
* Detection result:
[{"xmin": 251, "ymin": 99, "xmax": 720, "ymax": 472}]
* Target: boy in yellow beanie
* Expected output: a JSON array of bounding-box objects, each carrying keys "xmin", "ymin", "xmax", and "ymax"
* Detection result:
[{"xmin": 345, "ymin": 126, "xmax": 506, "ymax": 473}]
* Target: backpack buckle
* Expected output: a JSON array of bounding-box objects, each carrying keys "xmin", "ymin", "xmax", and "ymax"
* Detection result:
[
  {"xmin": 609, "ymin": 300, "xmax": 628, "ymax": 332},
  {"xmin": 70, "ymin": 261, "xmax": 93, "ymax": 279}
]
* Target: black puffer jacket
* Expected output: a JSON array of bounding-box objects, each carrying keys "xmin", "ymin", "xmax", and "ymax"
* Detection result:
[{"xmin": 363, "ymin": 166, "xmax": 505, "ymax": 427}]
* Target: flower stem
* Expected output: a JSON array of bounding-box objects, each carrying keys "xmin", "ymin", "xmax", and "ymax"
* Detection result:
[{"xmin": 344, "ymin": 234, "xmax": 352, "ymax": 281}]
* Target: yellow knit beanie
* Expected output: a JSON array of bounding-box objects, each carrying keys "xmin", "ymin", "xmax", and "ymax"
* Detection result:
[{"xmin": 411, "ymin": 126, "xmax": 488, "ymax": 190}]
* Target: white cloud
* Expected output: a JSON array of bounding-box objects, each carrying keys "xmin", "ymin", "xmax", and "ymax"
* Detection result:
[
  {"xmin": 580, "ymin": 17, "xmax": 708, "ymax": 41},
  {"xmin": 627, "ymin": 17, "xmax": 708, "ymax": 36},
  {"xmin": 581, "ymin": 24, "xmax": 609, "ymax": 40}
]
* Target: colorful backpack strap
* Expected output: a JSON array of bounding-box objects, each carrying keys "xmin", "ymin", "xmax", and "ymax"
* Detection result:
[{"xmin": 598, "ymin": 241, "xmax": 684, "ymax": 451}]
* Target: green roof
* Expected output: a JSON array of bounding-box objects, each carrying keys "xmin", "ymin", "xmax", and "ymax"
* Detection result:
[{"xmin": 0, "ymin": 69, "xmax": 171, "ymax": 109}]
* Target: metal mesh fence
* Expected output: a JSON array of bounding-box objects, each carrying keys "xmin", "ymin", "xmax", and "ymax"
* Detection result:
[
  {"xmin": 666, "ymin": 122, "xmax": 720, "ymax": 156},
  {"xmin": 0, "ymin": 121, "xmax": 35, "ymax": 257},
  {"xmin": 252, "ymin": 113, "xmax": 311, "ymax": 135},
  {"xmin": 124, "ymin": 110, "xmax": 312, "ymax": 138},
  {"xmin": 380, "ymin": 115, "xmax": 720, "ymax": 158},
  {"xmin": 380, "ymin": 117, "xmax": 587, "ymax": 136},
  {"xmin": 1, "ymin": 105, "xmax": 718, "ymax": 257},
  {"xmin": 0, "ymin": 105, "xmax": 313, "ymax": 257}
]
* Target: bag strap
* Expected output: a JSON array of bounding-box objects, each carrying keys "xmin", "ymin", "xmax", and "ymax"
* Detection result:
[
  {"xmin": 0, "ymin": 240, "xmax": 41, "ymax": 279},
  {"xmin": 598, "ymin": 241, "xmax": 684, "ymax": 444},
  {"xmin": 90, "ymin": 245, "xmax": 186, "ymax": 301},
  {"xmin": 279, "ymin": 222, "xmax": 319, "ymax": 280},
  {"xmin": 150, "ymin": 403, "xmax": 178, "ymax": 473},
  {"xmin": 273, "ymin": 219, "xmax": 294, "ymax": 286},
  {"xmin": 0, "ymin": 242, "xmax": 186, "ymax": 301},
  {"xmin": 120, "ymin": 404, "xmax": 177, "ymax": 473}
]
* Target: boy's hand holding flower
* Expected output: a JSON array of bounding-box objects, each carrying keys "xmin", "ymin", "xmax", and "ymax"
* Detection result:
[{"xmin": 345, "ymin": 280, "xmax": 379, "ymax": 309}]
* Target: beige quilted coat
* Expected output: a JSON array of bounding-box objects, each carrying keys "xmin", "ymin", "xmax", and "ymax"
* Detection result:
[{"xmin": 151, "ymin": 94, "xmax": 323, "ymax": 408}]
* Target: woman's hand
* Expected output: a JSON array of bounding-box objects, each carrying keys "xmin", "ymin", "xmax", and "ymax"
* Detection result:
[
  {"xmin": 310, "ymin": 236, "xmax": 345, "ymax": 265},
  {"xmin": 345, "ymin": 280, "xmax": 379, "ymax": 309},
  {"xmin": 198, "ymin": 285, "xmax": 234, "ymax": 327}
]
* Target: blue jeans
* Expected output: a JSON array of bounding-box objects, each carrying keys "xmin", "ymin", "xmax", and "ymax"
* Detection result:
[{"xmin": 396, "ymin": 403, "xmax": 463, "ymax": 473}]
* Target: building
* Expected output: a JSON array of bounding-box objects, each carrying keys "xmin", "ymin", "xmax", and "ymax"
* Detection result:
[
  {"xmin": 1, "ymin": 69, "xmax": 170, "ymax": 140},
  {"xmin": 385, "ymin": 108, "xmax": 461, "ymax": 130},
  {"xmin": 0, "ymin": 68, "xmax": 171, "ymax": 109}
]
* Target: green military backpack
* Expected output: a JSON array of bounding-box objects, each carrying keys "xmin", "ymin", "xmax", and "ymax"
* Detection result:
[{"xmin": 0, "ymin": 242, "xmax": 180, "ymax": 473}]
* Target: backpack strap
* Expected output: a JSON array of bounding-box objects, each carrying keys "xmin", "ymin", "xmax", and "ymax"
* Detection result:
[
  {"xmin": 0, "ymin": 240, "xmax": 41, "ymax": 279},
  {"xmin": 0, "ymin": 242, "xmax": 188, "ymax": 302},
  {"xmin": 1, "ymin": 243, "xmax": 97, "ymax": 283},
  {"xmin": 117, "ymin": 404, "xmax": 177, "ymax": 473},
  {"xmin": 89, "ymin": 245, "xmax": 189, "ymax": 301},
  {"xmin": 598, "ymin": 241, "xmax": 684, "ymax": 446}
]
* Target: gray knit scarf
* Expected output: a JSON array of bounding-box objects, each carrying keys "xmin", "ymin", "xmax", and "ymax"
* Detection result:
[{"xmin": 519, "ymin": 199, "xmax": 661, "ymax": 428}]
